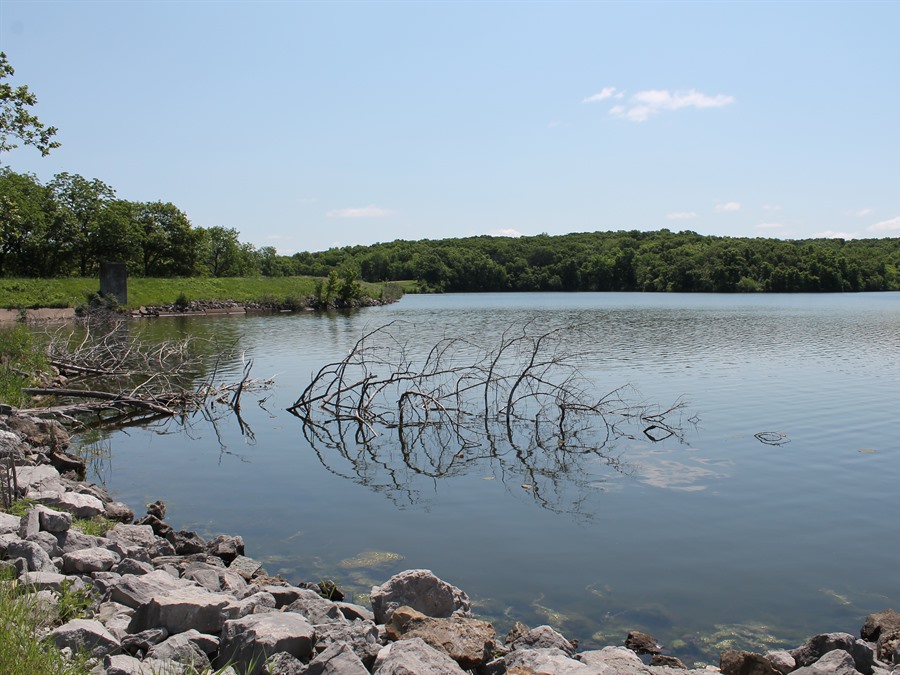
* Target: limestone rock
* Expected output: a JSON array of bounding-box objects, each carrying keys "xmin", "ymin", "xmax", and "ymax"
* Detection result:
[
  {"xmin": 373, "ymin": 636, "xmax": 468, "ymax": 674},
  {"xmin": 205, "ymin": 533, "xmax": 244, "ymax": 564},
  {"xmin": 385, "ymin": 604, "xmax": 496, "ymax": 669},
  {"xmin": 791, "ymin": 632, "xmax": 874, "ymax": 674},
  {"xmin": 114, "ymin": 558, "xmax": 155, "ymax": 576},
  {"xmin": 336, "ymin": 600, "xmax": 375, "ymax": 622},
  {"xmin": 0, "ymin": 511, "xmax": 20, "ymax": 534},
  {"xmin": 37, "ymin": 504, "xmax": 72, "ymax": 533},
  {"xmin": 370, "ymin": 569, "xmax": 471, "ymax": 624},
  {"xmin": 218, "ymin": 612, "xmax": 315, "ymax": 675},
  {"xmin": 146, "ymin": 630, "xmax": 211, "ymax": 670},
  {"xmin": 792, "ymin": 649, "xmax": 863, "ymax": 675},
  {"xmin": 62, "ymin": 546, "xmax": 120, "ymax": 573},
  {"xmin": 720, "ymin": 649, "xmax": 779, "ymax": 675},
  {"xmin": 504, "ymin": 647, "xmax": 598, "ymax": 674},
  {"xmin": 765, "ymin": 649, "xmax": 796, "ymax": 674},
  {"xmin": 106, "ymin": 523, "xmax": 158, "ymax": 549},
  {"xmin": 47, "ymin": 490, "xmax": 105, "ymax": 519},
  {"xmin": 229, "ymin": 554, "xmax": 263, "ymax": 580},
  {"xmin": 283, "ymin": 588, "xmax": 347, "ymax": 625},
  {"xmin": 305, "ymin": 641, "xmax": 370, "ymax": 675},
  {"xmin": 578, "ymin": 645, "xmax": 650, "ymax": 673},
  {"xmin": 105, "ymin": 501, "xmax": 135, "ymax": 523},
  {"xmin": 129, "ymin": 586, "xmax": 236, "ymax": 635},
  {"xmin": 510, "ymin": 624, "xmax": 577, "ymax": 657},
  {"xmin": 6, "ymin": 538, "xmax": 56, "ymax": 572},
  {"xmin": 50, "ymin": 618, "xmax": 121, "ymax": 658},
  {"xmin": 121, "ymin": 628, "xmax": 170, "ymax": 656},
  {"xmin": 19, "ymin": 570, "xmax": 85, "ymax": 593},
  {"xmin": 107, "ymin": 569, "xmax": 195, "ymax": 609},
  {"xmin": 263, "ymin": 651, "xmax": 307, "ymax": 675},
  {"xmin": 103, "ymin": 653, "xmax": 166, "ymax": 675},
  {"xmin": 313, "ymin": 618, "xmax": 382, "ymax": 669}
]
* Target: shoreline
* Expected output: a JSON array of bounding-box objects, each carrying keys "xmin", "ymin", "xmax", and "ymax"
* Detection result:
[{"xmin": 1, "ymin": 412, "xmax": 898, "ymax": 674}]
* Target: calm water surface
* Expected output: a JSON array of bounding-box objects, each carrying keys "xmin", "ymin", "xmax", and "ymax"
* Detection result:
[{"xmin": 83, "ymin": 293, "xmax": 900, "ymax": 663}]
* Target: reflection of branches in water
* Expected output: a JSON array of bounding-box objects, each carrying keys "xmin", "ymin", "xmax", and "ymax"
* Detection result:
[{"xmin": 289, "ymin": 321, "xmax": 690, "ymax": 514}]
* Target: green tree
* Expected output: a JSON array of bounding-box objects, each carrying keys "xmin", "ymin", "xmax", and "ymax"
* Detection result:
[
  {"xmin": 0, "ymin": 52, "xmax": 60, "ymax": 158},
  {"xmin": 48, "ymin": 172, "xmax": 116, "ymax": 276},
  {"xmin": 136, "ymin": 201, "xmax": 200, "ymax": 276}
]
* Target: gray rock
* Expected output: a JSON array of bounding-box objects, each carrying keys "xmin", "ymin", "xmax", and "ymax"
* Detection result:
[
  {"xmin": 336, "ymin": 600, "xmax": 375, "ymax": 622},
  {"xmin": 183, "ymin": 560, "xmax": 247, "ymax": 595},
  {"xmin": 129, "ymin": 586, "xmax": 236, "ymax": 635},
  {"xmin": 229, "ymin": 554, "xmax": 263, "ymax": 580},
  {"xmin": 15, "ymin": 464, "xmax": 62, "ymax": 493},
  {"xmin": 0, "ymin": 511, "xmax": 20, "ymax": 534},
  {"xmin": 18, "ymin": 505, "xmax": 41, "ymax": 537},
  {"xmin": 249, "ymin": 584, "xmax": 305, "ymax": 608},
  {"xmin": 62, "ymin": 546, "xmax": 120, "ymax": 574},
  {"xmin": 205, "ymin": 533, "xmax": 244, "ymax": 564},
  {"xmin": 263, "ymin": 651, "xmax": 306, "ymax": 675},
  {"xmin": 791, "ymin": 632, "xmax": 874, "ymax": 674},
  {"xmin": 578, "ymin": 645, "xmax": 651, "ymax": 673},
  {"xmin": 121, "ymin": 627, "xmax": 170, "ymax": 656},
  {"xmin": 146, "ymin": 631, "xmax": 211, "ymax": 670},
  {"xmin": 26, "ymin": 530, "xmax": 61, "ymax": 557},
  {"xmin": 106, "ymin": 523, "xmax": 157, "ymax": 549},
  {"xmin": 385, "ymin": 604, "xmax": 496, "ymax": 669},
  {"xmin": 19, "ymin": 570, "xmax": 86, "ymax": 593},
  {"xmin": 47, "ymin": 490, "xmax": 105, "ymax": 518},
  {"xmin": 305, "ymin": 640, "xmax": 370, "ymax": 674},
  {"xmin": 218, "ymin": 612, "xmax": 315, "ymax": 675},
  {"xmin": 766, "ymin": 649, "xmax": 796, "ymax": 674},
  {"xmin": 510, "ymin": 624, "xmax": 577, "ymax": 657},
  {"xmin": 37, "ymin": 504, "xmax": 72, "ymax": 533},
  {"xmin": 105, "ymin": 501, "xmax": 135, "ymax": 523},
  {"xmin": 107, "ymin": 569, "xmax": 196, "ymax": 609},
  {"xmin": 283, "ymin": 588, "xmax": 347, "ymax": 625},
  {"xmin": 313, "ymin": 619, "xmax": 382, "ymax": 670},
  {"xmin": 233, "ymin": 591, "xmax": 277, "ymax": 617},
  {"xmin": 370, "ymin": 569, "xmax": 471, "ymax": 624},
  {"xmin": 168, "ymin": 529, "xmax": 207, "ymax": 556},
  {"xmin": 50, "ymin": 618, "xmax": 121, "ymax": 658},
  {"xmin": 54, "ymin": 528, "xmax": 105, "ymax": 554},
  {"xmin": 97, "ymin": 601, "xmax": 137, "ymax": 641},
  {"xmin": 103, "ymin": 653, "xmax": 178, "ymax": 675},
  {"xmin": 505, "ymin": 647, "xmax": 598, "ymax": 674},
  {"xmin": 114, "ymin": 558, "xmax": 155, "ymax": 576},
  {"xmin": 6, "ymin": 538, "xmax": 56, "ymax": 572},
  {"xmin": 373, "ymin": 637, "xmax": 468, "ymax": 674},
  {"xmin": 793, "ymin": 649, "xmax": 863, "ymax": 675}
]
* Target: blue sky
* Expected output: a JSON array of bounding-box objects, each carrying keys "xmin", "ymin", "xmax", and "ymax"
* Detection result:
[{"xmin": 1, "ymin": 1, "xmax": 898, "ymax": 253}]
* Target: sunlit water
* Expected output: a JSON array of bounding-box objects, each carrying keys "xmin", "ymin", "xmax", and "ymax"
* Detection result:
[{"xmin": 77, "ymin": 293, "xmax": 900, "ymax": 664}]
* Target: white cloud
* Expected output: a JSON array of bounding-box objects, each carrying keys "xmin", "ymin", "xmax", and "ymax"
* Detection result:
[
  {"xmin": 583, "ymin": 86, "xmax": 621, "ymax": 103},
  {"xmin": 849, "ymin": 207, "xmax": 874, "ymax": 217},
  {"xmin": 609, "ymin": 88, "xmax": 735, "ymax": 122},
  {"xmin": 867, "ymin": 216, "xmax": 900, "ymax": 234},
  {"xmin": 815, "ymin": 230, "xmax": 860, "ymax": 240},
  {"xmin": 492, "ymin": 228, "xmax": 524, "ymax": 238},
  {"xmin": 756, "ymin": 222, "xmax": 785, "ymax": 230},
  {"xmin": 715, "ymin": 201, "xmax": 741, "ymax": 212},
  {"xmin": 326, "ymin": 205, "xmax": 395, "ymax": 218},
  {"xmin": 666, "ymin": 211, "xmax": 697, "ymax": 220}
]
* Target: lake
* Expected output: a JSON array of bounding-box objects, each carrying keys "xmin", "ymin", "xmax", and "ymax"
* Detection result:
[{"xmin": 76, "ymin": 292, "xmax": 900, "ymax": 663}]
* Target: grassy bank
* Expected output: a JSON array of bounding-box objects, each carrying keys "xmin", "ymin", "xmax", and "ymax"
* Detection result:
[{"xmin": 0, "ymin": 277, "xmax": 414, "ymax": 310}]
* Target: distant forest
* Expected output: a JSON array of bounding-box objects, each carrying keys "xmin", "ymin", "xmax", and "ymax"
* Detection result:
[{"xmin": 2, "ymin": 168, "xmax": 899, "ymax": 293}]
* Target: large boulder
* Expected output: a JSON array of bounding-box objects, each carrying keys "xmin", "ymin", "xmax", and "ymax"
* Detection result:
[
  {"xmin": 49, "ymin": 618, "xmax": 121, "ymax": 658},
  {"xmin": 370, "ymin": 569, "xmax": 471, "ymax": 624},
  {"xmin": 509, "ymin": 624, "xmax": 577, "ymax": 657},
  {"xmin": 108, "ymin": 570, "xmax": 196, "ymax": 609},
  {"xmin": 62, "ymin": 546, "xmax": 120, "ymax": 574},
  {"xmin": 313, "ymin": 619, "xmax": 382, "ymax": 669},
  {"xmin": 792, "ymin": 649, "xmax": 864, "ymax": 675},
  {"xmin": 146, "ymin": 630, "xmax": 211, "ymax": 670},
  {"xmin": 304, "ymin": 641, "xmax": 370, "ymax": 675},
  {"xmin": 6, "ymin": 538, "xmax": 56, "ymax": 572},
  {"xmin": 218, "ymin": 612, "xmax": 315, "ymax": 675},
  {"xmin": 106, "ymin": 523, "xmax": 158, "ymax": 549},
  {"xmin": 372, "ymin": 637, "xmax": 467, "ymax": 674},
  {"xmin": 0, "ymin": 511, "xmax": 20, "ymax": 534},
  {"xmin": 385, "ymin": 605, "xmax": 496, "ymax": 669},
  {"xmin": 504, "ymin": 647, "xmax": 598, "ymax": 674},
  {"xmin": 720, "ymin": 649, "xmax": 780, "ymax": 675},
  {"xmin": 283, "ymin": 588, "xmax": 347, "ymax": 625},
  {"xmin": 129, "ymin": 586, "xmax": 236, "ymax": 635},
  {"xmin": 861, "ymin": 609, "xmax": 900, "ymax": 664},
  {"xmin": 577, "ymin": 645, "xmax": 650, "ymax": 673},
  {"xmin": 791, "ymin": 632, "xmax": 874, "ymax": 674}
]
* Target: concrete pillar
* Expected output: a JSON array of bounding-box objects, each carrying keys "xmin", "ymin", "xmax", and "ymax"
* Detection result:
[{"xmin": 99, "ymin": 262, "xmax": 127, "ymax": 305}]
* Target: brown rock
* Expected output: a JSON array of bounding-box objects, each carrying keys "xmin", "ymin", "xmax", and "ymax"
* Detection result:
[
  {"xmin": 386, "ymin": 605, "xmax": 496, "ymax": 669},
  {"xmin": 652, "ymin": 654, "xmax": 687, "ymax": 668},
  {"xmin": 625, "ymin": 630, "xmax": 661, "ymax": 655},
  {"xmin": 720, "ymin": 649, "xmax": 779, "ymax": 675},
  {"xmin": 861, "ymin": 609, "xmax": 900, "ymax": 641}
]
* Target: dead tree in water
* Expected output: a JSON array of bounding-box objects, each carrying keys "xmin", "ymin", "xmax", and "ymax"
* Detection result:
[
  {"xmin": 16, "ymin": 320, "xmax": 272, "ymax": 431},
  {"xmin": 288, "ymin": 321, "xmax": 689, "ymax": 513}
]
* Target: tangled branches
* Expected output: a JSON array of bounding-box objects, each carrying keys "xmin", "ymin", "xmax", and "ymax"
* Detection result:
[
  {"xmin": 289, "ymin": 321, "xmax": 688, "ymax": 513},
  {"xmin": 16, "ymin": 320, "xmax": 273, "ymax": 431}
]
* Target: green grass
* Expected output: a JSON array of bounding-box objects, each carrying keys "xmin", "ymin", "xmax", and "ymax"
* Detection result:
[
  {"xmin": 0, "ymin": 276, "xmax": 410, "ymax": 310},
  {"xmin": 0, "ymin": 325, "xmax": 50, "ymax": 407}
]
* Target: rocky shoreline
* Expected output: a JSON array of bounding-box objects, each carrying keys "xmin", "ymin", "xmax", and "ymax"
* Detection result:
[
  {"xmin": 1, "ymin": 413, "xmax": 898, "ymax": 675},
  {"xmin": 130, "ymin": 296, "xmax": 393, "ymax": 318}
]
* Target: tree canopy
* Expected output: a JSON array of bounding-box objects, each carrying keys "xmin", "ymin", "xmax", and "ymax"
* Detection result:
[{"xmin": 0, "ymin": 52, "xmax": 60, "ymax": 158}]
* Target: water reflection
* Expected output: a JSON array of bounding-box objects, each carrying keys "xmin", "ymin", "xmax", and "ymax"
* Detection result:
[{"xmin": 289, "ymin": 320, "xmax": 692, "ymax": 515}]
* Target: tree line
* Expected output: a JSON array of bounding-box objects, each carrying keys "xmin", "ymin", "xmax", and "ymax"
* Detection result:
[
  {"xmin": 2, "ymin": 165, "xmax": 899, "ymax": 293},
  {"xmin": 294, "ymin": 229, "xmax": 900, "ymax": 293}
]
